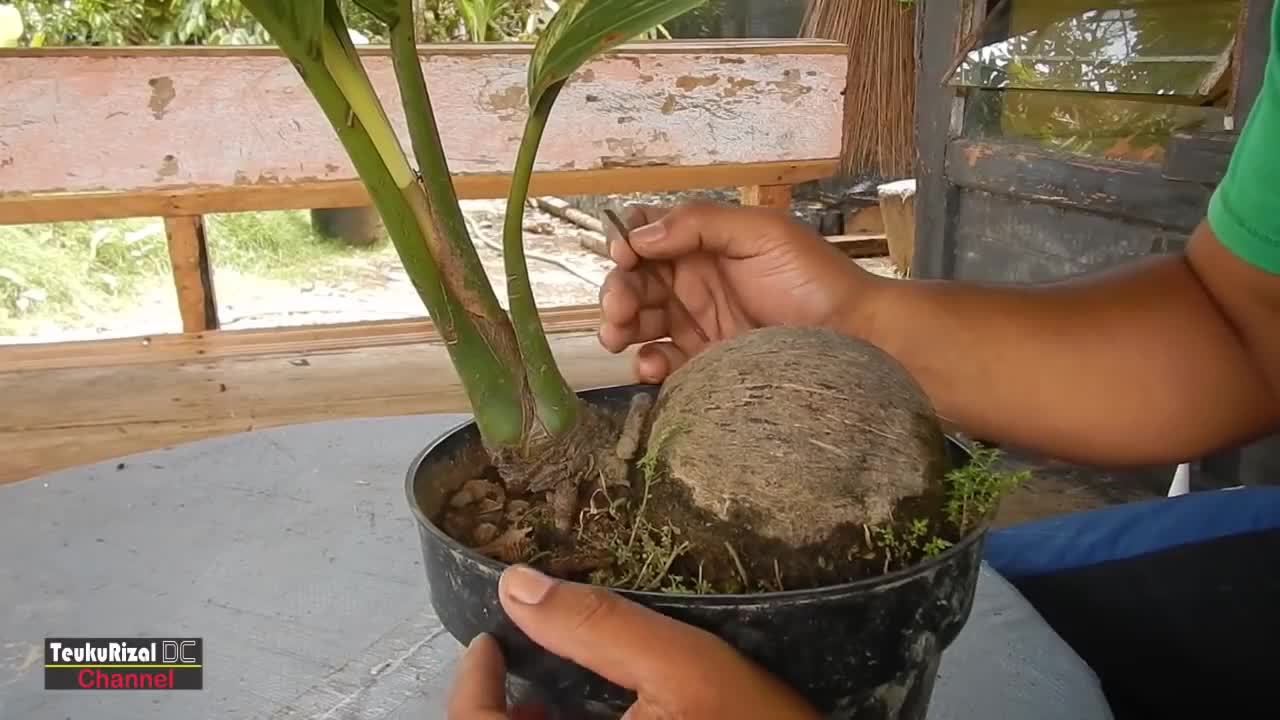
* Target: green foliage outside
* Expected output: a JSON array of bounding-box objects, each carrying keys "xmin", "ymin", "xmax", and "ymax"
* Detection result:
[
  {"xmin": 1, "ymin": 1, "xmax": 615, "ymax": 47},
  {"xmin": 0, "ymin": 218, "xmax": 170, "ymax": 336},
  {"xmin": 4, "ymin": 0, "xmax": 727, "ymax": 47},
  {"xmin": 7, "ymin": 0, "xmax": 400, "ymax": 45}
]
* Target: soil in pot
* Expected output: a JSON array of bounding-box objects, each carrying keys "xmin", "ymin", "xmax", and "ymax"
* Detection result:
[{"xmin": 435, "ymin": 326, "xmax": 1022, "ymax": 595}]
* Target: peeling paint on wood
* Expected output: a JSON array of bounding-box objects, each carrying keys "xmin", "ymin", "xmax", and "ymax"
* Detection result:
[
  {"xmin": 963, "ymin": 142, "xmax": 993, "ymax": 168},
  {"xmin": 675, "ymin": 74, "xmax": 720, "ymax": 90},
  {"xmin": 147, "ymin": 76, "xmax": 176, "ymax": 119},
  {"xmin": 0, "ymin": 46, "xmax": 846, "ymax": 201},
  {"xmin": 155, "ymin": 154, "xmax": 179, "ymax": 180}
]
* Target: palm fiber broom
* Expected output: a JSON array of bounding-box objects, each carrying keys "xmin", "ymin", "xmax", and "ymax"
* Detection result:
[{"xmin": 801, "ymin": 0, "xmax": 918, "ymax": 180}]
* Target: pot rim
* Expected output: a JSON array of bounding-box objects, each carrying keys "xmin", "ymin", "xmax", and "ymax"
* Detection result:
[{"xmin": 404, "ymin": 394, "xmax": 987, "ymax": 604}]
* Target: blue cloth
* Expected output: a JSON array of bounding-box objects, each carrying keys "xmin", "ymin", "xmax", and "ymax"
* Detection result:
[{"xmin": 983, "ymin": 487, "xmax": 1280, "ymax": 579}]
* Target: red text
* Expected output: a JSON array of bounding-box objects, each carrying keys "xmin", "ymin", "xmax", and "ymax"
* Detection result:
[{"xmin": 77, "ymin": 668, "xmax": 173, "ymax": 689}]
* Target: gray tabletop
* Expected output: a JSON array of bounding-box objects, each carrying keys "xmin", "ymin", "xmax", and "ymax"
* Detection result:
[{"xmin": 0, "ymin": 414, "xmax": 1114, "ymax": 720}]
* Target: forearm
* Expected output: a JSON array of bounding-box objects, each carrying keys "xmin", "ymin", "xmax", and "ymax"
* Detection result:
[{"xmin": 848, "ymin": 242, "xmax": 1280, "ymax": 466}]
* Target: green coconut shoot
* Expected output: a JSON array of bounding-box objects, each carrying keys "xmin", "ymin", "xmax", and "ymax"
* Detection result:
[{"xmin": 238, "ymin": 0, "xmax": 705, "ymax": 462}]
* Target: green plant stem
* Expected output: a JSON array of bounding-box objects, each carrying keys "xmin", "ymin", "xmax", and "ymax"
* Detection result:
[
  {"xmin": 385, "ymin": 8, "xmax": 535, "ymax": 446},
  {"xmin": 302, "ymin": 8, "xmax": 527, "ymax": 445},
  {"xmin": 503, "ymin": 81, "xmax": 579, "ymax": 436},
  {"xmin": 388, "ymin": 10, "xmax": 510, "ymax": 323},
  {"xmin": 457, "ymin": 0, "xmax": 491, "ymax": 41}
]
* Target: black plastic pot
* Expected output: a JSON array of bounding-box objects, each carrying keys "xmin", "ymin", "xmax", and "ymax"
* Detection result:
[{"xmin": 407, "ymin": 384, "xmax": 985, "ymax": 720}]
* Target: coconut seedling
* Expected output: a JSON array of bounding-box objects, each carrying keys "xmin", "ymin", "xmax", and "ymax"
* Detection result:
[{"xmin": 239, "ymin": 0, "xmax": 1026, "ymax": 597}]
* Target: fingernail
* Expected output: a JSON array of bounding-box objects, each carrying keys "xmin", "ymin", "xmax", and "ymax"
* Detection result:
[
  {"xmin": 503, "ymin": 565, "xmax": 556, "ymax": 605},
  {"xmin": 468, "ymin": 632, "xmax": 491, "ymax": 650},
  {"xmin": 629, "ymin": 222, "xmax": 664, "ymax": 246}
]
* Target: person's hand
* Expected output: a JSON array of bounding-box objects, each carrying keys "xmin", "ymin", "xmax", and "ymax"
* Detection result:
[
  {"xmin": 447, "ymin": 565, "xmax": 820, "ymax": 720},
  {"xmin": 598, "ymin": 202, "xmax": 877, "ymax": 382}
]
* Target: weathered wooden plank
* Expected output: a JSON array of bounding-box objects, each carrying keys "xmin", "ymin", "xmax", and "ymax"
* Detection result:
[
  {"xmin": 0, "ymin": 331, "xmax": 635, "ymax": 486},
  {"xmin": 945, "ymin": 139, "xmax": 1214, "ymax": 233},
  {"xmin": 0, "ymin": 305, "xmax": 605, "ymax": 372},
  {"xmin": 949, "ymin": 190, "xmax": 1188, "ymax": 285},
  {"xmin": 0, "ymin": 41, "xmax": 847, "ymax": 220},
  {"xmin": 1162, "ymin": 130, "xmax": 1238, "ymax": 186},
  {"xmin": 1234, "ymin": 0, "xmax": 1276, "ymax": 125},
  {"xmin": 740, "ymin": 183, "xmax": 793, "ymax": 208},
  {"xmin": 163, "ymin": 215, "xmax": 219, "ymax": 332},
  {"xmin": 0, "ymin": 160, "xmax": 837, "ymax": 225}
]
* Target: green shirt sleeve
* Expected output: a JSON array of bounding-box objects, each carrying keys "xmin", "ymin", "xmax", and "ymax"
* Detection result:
[{"xmin": 1207, "ymin": 4, "xmax": 1280, "ymax": 274}]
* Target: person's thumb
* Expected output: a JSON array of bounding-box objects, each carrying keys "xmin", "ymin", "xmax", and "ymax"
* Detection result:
[
  {"xmin": 497, "ymin": 565, "xmax": 728, "ymax": 693},
  {"xmin": 626, "ymin": 202, "xmax": 792, "ymax": 261}
]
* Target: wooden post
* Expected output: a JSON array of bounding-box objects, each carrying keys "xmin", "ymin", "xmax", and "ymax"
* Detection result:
[
  {"xmin": 912, "ymin": 0, "xmax": 971, "ymax": 281},
  {"xmin": 740, "ymin": 184, "xmax": 793, "ymax": 209},
  {"xmin": 164, "ymin": 215, "xmax": 219, "ymax": 333},
  {"xmin": 1233, "ymin": 0, "xmax": 1276, "ymax": 127},
  {"xmin": 877, "ymin": 179, "xmax": 917, "ymax": 277}
]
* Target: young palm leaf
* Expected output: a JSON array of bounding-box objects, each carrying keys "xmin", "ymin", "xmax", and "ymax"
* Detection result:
[
  {"xmin": 239, "ymin": 0, "xmax": 705, "ymax": 459},
  {"xmin": 527, "ymin": 0, "xmax": 706, "ymax": 105},
  {"xmin": 501, "ymin": 0, "xmax": 707, "ymax": 435},
  {"xmin": 456, "ymin": 0, "xmax": 512, "ymax": 42},
  {"xmin": 236, "ymin": 1, "xmax": 327, "ymax": 61},
  {"xmin": 350, "ymin": 0, "xmax": 398, "ymax": 22}
]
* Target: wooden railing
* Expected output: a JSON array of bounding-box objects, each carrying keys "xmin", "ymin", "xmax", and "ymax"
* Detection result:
[{"xmin": 0, "ymin": 39, "xmax": 849, "ymax": 483}]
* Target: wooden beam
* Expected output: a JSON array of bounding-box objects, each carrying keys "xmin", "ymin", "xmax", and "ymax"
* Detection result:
[
  {"xmin": 1, "ymin": 160, "xmax": 838, "ymax": 225},
  {"xmin": 531, "ymin": 196, "xmax": 605, "ymax": 234},
  {"xmin": 945, "ymin": 139, "xmax": 1213, "ymax": 233},
  {"xmin": 0, "ymin": 305, "xmax": 605, "ymax": 372},
  {"xmin": 0, "ymin": 42, "xmax": 846, "ymax": 222},
  {"xmin": 0, "ymin": 332, "xmax": 635, "ymax": 486},
  {"xmin": 827, "ymin": 233, "xmax": 890, "ymax": 258},
  {"xmin": 740, "ymin": 184, "xmax": 794, "ymax": 209},
  {"xmin": 163, "ymin": 215, "xmax": 219, "ymax": 332}
]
